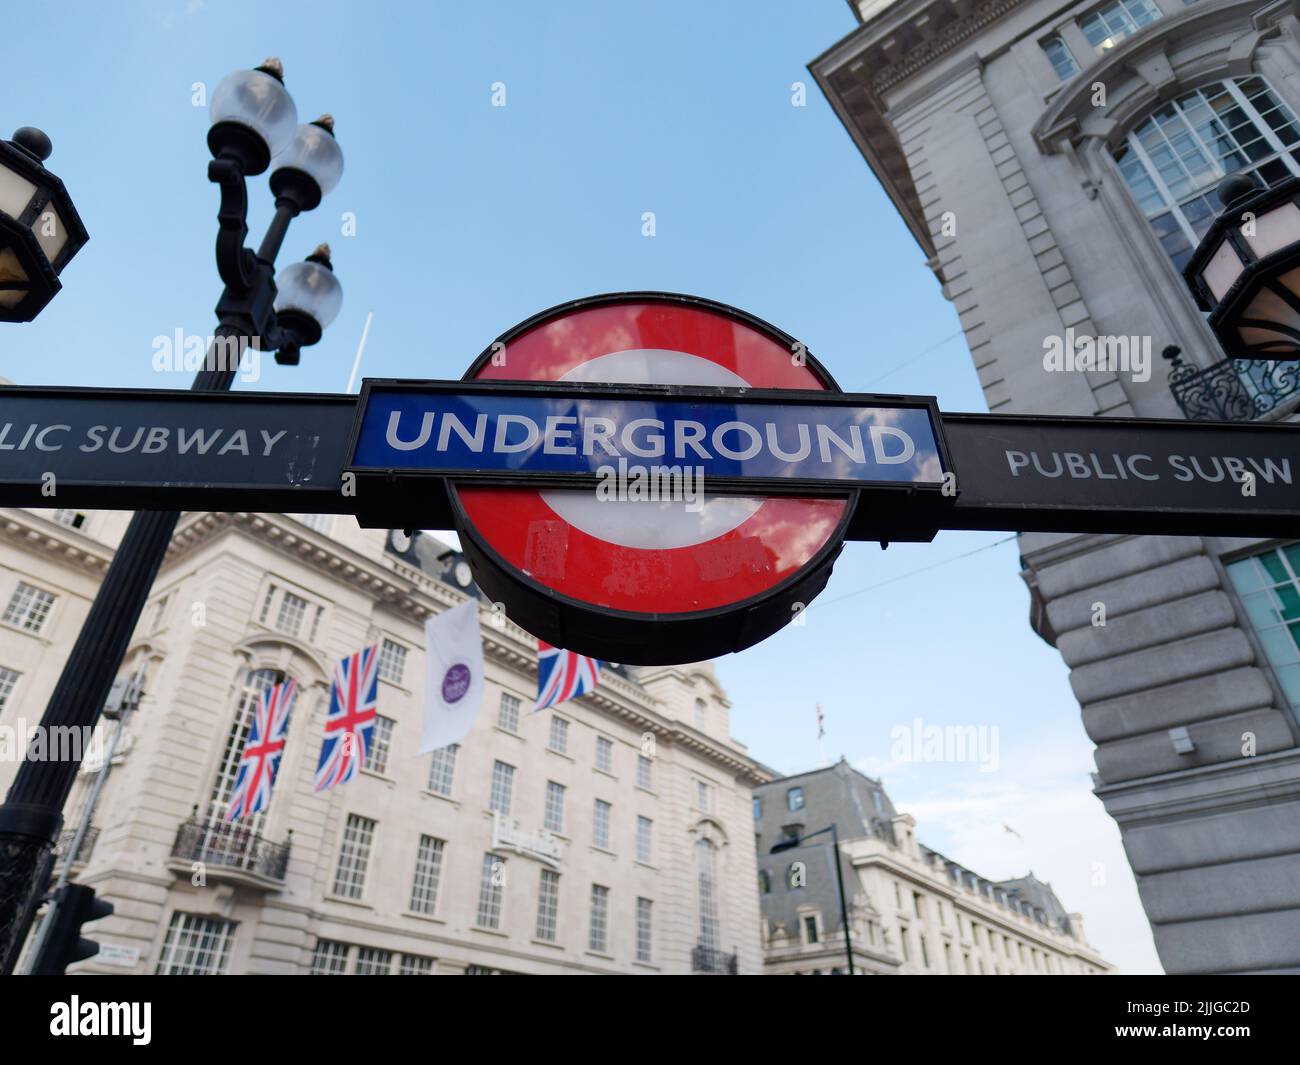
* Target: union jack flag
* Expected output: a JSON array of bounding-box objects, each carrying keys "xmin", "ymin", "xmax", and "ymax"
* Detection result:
[
  {"xmin": 532, "ymin": 640, "xmax": 603, "ymax": 712},
  {"xmin": 227, "ymin": 678, "xmax": 297, "ymax": 821},
  {"xmin": 315, "ymin": 645, "xmax": 380, "ymax": 792}
]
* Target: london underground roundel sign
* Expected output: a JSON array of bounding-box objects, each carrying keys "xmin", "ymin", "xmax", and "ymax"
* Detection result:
[{"xmin": 450, "ymin": 292, "xmax": 857, "ymax": 665}]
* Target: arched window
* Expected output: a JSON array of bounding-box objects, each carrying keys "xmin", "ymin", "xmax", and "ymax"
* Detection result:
[
  {"xmin": 696, "ymin": 838, "xmax": 721, "ymax": 952},
  {"xmin": 1114, "ymin": 76, "xmax": 1300, "ymax": 269},
  {"xmin": 201, "ymin": 667, "xmax": 291, "ymax": 863}
]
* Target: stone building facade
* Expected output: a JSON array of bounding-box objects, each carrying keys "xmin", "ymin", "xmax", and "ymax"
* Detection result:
[
  {"xmin": 755, "ymin": 760, "xmax": 1114, "ymax": 974},
  {"xmin": 812, "ymin": 0, "xmax": 1300, "ymax": 973},
  {"xmin": 0, "ymin": 507, "xmax": 768, "ymax": 974}
]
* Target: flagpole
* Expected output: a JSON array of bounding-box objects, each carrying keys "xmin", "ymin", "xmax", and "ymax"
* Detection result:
[{"xmin": 817, "ymin": 703, "xmax": 829, "ymax": 767}]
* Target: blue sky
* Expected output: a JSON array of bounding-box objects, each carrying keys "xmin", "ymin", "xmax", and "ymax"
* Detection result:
[{"xmin": 3, "ymin": 0, "xmax": 1159, "ymax": 971}]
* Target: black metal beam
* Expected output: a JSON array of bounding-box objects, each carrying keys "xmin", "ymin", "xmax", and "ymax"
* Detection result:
[{"xmin": 2, "ymin": 383, "xmax": 1299, "ymax": 540}]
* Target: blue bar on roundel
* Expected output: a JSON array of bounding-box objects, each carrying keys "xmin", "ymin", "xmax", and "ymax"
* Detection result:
[{"xmin": 351, "ymin": 390, "xmax": 945, "ymax": 486}]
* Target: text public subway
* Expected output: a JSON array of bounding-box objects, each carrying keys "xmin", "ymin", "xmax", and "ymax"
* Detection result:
[
  {"xmin": 0, "ymin": 423, "xmax": 289, "ymax": 456},
  {"xmin": 1006, "ymin": 449, "xmax": 1293, "ymax": 484}
]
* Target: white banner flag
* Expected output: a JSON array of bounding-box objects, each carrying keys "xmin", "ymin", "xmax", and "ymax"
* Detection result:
[{"xmin": 418, "ymin": 599, "xmax": 485, "ymax": 754}]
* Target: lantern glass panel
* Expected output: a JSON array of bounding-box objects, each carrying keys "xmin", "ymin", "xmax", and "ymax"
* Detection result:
[
  {"xmin": 1234, "ymin": 268, "xmax": 1300, "ymax": 353},
  {"xmin": 1203, "ymin": 239, "xmax": 1245, "ymax": 302},
  {"xmin": 0, "ymin": 247, "xmax": 30, "ymax": 309},
  {"xmin": 33, "ymin": 203, "xmax": 68, "ymax": 266},
  {"xmin": 0, "ymin": 167, "xmax": 36, "ymax": 220},
  {"xmin": 1244, "ymin": 201, "xmax": 1300, "ymax": 259}
]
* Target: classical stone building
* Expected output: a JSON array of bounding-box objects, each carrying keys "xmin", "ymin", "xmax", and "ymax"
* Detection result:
[
  {"xmin": 812, "ymin": 0, "xmax": 1300, "ymax": 973},
  {"xmin": 0, "ymin": 507, "xmax": 768, "ymax": 974},
  {"xmin": 755, "ymin": 761, "xmax": 1114, "ymax": 974}
]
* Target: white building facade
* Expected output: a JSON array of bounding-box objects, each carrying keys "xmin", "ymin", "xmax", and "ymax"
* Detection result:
[
  {"xmin": 755, "ymin": 762, "xmax": 1114, "ymax": 975},
  {"xmin": 812, "ymin": 0, "xmax": 1300, "ymax": 973},
  {"xmin": 0, "ymin": 507, "xmax": 768, "ymax": 974}
]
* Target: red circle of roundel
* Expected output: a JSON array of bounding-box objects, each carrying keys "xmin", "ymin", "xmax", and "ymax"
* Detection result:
[{"xmin": 456, "ymin": 297, "xmax": 848, "ymax": 615}]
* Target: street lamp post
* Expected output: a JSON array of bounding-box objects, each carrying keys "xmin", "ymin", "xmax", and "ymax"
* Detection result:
[
  {"xmin": 0, "ymin": 59, "xmax": 345, "ymax": 974},
  {"xmin": 0, "ymin": 126, "xmax": 88, "ymax": 321},
  {"xmin": 1183, "ymin": 172, "xmax": 1300, "ymax": 358},
  {"xmin": 771, "ymin": 822, "xmax": 856, "ymax": 975}
]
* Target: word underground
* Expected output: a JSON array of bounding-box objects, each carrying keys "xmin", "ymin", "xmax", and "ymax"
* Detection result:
[
  {"xmin": 1005, "ymin": 450, "xmax": 1293, "ymax": 484},
  {"xmin": 0, "ymin": 423, "xmax": 290, "ymax": 456},
  {"xmin": 380, "ymin": 407, "xmax": 922, "ymax": 469}
]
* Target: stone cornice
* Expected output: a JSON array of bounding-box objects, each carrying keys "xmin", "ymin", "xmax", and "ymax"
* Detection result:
[
  {"xmin": 0, "ymin": 508, "xmax": 115, "ymax": 576},
  {"xmin": 872, "ymin": 0, "xmax": 1024, "ymax": 93}
]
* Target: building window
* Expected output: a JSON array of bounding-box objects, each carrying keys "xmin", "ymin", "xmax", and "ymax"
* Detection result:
[
  {"xmin": 787, "ymin": 786, "xmax": 804, "ymax": 812},
  {"xmin": 399, "ymin": 953, "xmax": 434, "ymax": 974},
  {"xmin": 155, "ymin": 912, "xmax": 236, "ymax": 975},
  {"xmin": 149, "ymin": 593, "xmax": 171, "ymax": 632},
  {"xmin": 3, "ymin": 581, "xmax": 55, "ymax": 634},
  {"xmin": 758, "ymin": 869, "xmax": 771, "ymax": 894},
  {"xmin": 206, "ymin": 667, "xmax": 286, "ymax": 833},
  {"xmin": 257, "ymin": 583, "xmax": 323, "ymax": 640},
  {"xmin": 1114, "ymin": 76, "xmax": 1300, "ymax": 270},
  {"xmin": 377, "ymin": 638, "xmax": 407, "ymax": 685},
  {"xmin": 50, "ymin": 508, "xmax": 87, "ymax": 530},
  {"xmin": 697, "ymin": 839, "xmax": 721, "ymax": 952},
  {"xmin": 1042, "ymin": 36, "xmax": 1079, "ymax": 82},
  {"xmin": 636, "ymin": 897, "xmax": 653, "ymax": 963},
  {"xmin": 636, "ymin": 816, "xmax": 653, "ymax": 863},
  {"xmin": 589, "ymin": 884, "xmax": 610, "ymax": 953},
  {"xmin": 548, "ymin": 715, "xmax": 569, "ymax": 754},
  {"xmin": 636, "ymin": 754, "xmax": 653, "ymax": 790},
  {"xmin": 595, "ymin": 735, "xmax": 613, "ymax": 773},
  {"xmin": 296, "ymin": 513, "xmax": 333, "ymax": 534},
  {"xmin": 1227, "ymin": 545, "xmax": 1300, "ymax": 717},
  {"xmin": 752, "ymin": 796, "xmax": 762, "ymax": 820},
  {"xmin": 1079, "ymin": 0, "xmax": 1161, "ymax": 55},
  {"xmin": 309, "ymin": 939, "xmax": 350, "ymax": 974},
  {"xmin": 363, "ymin": 715, "xmax": 395, "ymax": 775},
  {"xmin": 426, "ymin": 743, "xmax": 458, "ymax": 795},
  {"xmin": 696, "ymin": 780, "xmax": 714, "ymax": 812},
  {"xmin": 276, "ymin": 590, "xmax": 309, "ymax": 635},
  {"xmin": 489, "ymin": 760, "xmax": 515, "ymax": 815},
  {"xmin": 593, "ymin": 799, "xmax": 612, "ymax": 850},
  {"xmin": 0, "ymin": 666, "xmax": 18, "ymax": 713},
  {"xmin": 544, "ymin": 780, "xmax": 566, "ymax": 833},
  {"xmin": 497, "ymin": 691, "xmax": 521, "ymax": 732},
  {"xmin": 921, "ymin": 936, "xmax": 931, "ymax": 968},
  {"xmin": 803, "ymin": 914, "xmax": 819, "ymax": 944},
  {"xmin": 354, "ymin": 947, "xmax": 392, "ymax": 975},
  {"xmin": 694, "ymin": 698, "xmax": 706, "ymax": 728},
  {"xmin": 914, "ymin": 892, "xmax": 924, "ymax": 919},
  {"xmin": 476, "ymin": 853, "xmax": 505, "ymax": 929},
  {"xmin": 536, "ymin": 868, "xmax": 560, "ymax": 942},
  {"xmin": 409, "ymin": 835, "xmax": 445, "ymax": 915},
  {"xmin": 333, "ymin": 814, "xmax": 376, "ymax": 899}
]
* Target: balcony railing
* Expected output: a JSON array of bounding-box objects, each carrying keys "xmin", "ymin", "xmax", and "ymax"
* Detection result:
[
  {"xmin": 171, "ymin": 815, "xmax": 291, "ymax": 883},
  {"xmin": 1167, "ymin": 348, "xmax": 1300, "ymax": 421},
  {"xmin": 54, "ymin": 825, "xmax": 99, "ymax": 866},
  {"xmin": 692, "ymin": 944, "xmax": 738, "ymax": 974}
]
